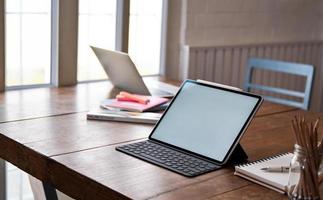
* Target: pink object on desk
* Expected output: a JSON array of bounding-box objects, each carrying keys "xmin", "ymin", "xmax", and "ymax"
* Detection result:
[
  {"xmin": 101, "ymin": 96, "xmax": 168, "ymax": 112},
  {"xmin": 116, "ymin": 91, "xmax": 150, "ymax": 104}
]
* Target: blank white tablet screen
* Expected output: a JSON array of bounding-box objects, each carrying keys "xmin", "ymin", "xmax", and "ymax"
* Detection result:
[{"xmin": 150, "ymin": 81, "xmax": 259, "ymax": 162}]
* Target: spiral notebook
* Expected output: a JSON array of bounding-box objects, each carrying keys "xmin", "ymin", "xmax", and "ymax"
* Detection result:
[{"xmin": 234, "ymin": 153, "xmax": 293, "ymax": 194}]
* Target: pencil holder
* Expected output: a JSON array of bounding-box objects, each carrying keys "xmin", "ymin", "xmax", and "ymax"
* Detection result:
[
  {"xmin": 287, "ymin": 144, "xmax": 319, "ymax": 200},
  {"xmin": 287, "ymin": 116, "xmax": 321, "ymax": 200},
  {"xmin": 318, "ymin": 147, "xmax": 323, "ymax": 197}
]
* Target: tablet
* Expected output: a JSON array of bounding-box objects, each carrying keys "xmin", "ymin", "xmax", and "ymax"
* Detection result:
[{"xmin": 149, "ymin": 80, "xmax": 263, "ymax": 165}]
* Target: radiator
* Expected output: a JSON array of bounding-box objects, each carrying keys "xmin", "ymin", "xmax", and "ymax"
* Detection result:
[{"xmin": 183, "ymin": 41, "xmax": 323, "ymax": 111}]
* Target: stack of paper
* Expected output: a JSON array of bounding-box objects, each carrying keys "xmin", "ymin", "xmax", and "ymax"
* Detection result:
[{"xmin": 234, "ymin": 153, "xmax": 293, "ymax": 194}]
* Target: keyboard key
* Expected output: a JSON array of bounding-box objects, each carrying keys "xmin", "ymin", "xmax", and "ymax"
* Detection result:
[
  {"xmin": 140, "ymin": 153, "xmax": 165, "ymax": 163},
  {"xmin": 117, "ymin": 141, "xmax": 219, "ymax": 177}
]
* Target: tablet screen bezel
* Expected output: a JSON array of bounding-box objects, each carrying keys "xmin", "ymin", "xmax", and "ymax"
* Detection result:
[{"xmin": 148, "ymin": 79, "xmax": 263, "ymax": 165}]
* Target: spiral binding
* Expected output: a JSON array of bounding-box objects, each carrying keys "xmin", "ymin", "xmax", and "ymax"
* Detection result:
[{"xmin": 236, "ymin": 152, "xmax": 290, "ymax": 168}]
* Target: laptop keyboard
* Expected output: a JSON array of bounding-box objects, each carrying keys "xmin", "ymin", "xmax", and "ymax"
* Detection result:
[
  {"xmin": 116, "ymin": 140, "xmax": 220, "ymax": 177},
  {"xmin": 149, "ymin": 87, "xmax": 174, "ymax": 97}
]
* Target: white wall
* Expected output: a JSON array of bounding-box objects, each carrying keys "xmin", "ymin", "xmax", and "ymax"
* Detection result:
[{"xmin": 165, "ymin": 0, "xmax": 323, "ymax": 80}]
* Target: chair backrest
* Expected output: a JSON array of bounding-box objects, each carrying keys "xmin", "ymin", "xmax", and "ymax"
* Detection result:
[{"xmin": 244, "ymin": 58, "xmax": 314, "ymax": 110}]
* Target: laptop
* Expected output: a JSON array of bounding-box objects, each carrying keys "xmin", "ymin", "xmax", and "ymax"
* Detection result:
[
  {"xmin": 116, "ymin": 80, "xmax": 263, "ymax": 177},
  {"xmin": 91, "ymin": 46, "xmax": 175, "ymax": 97}
]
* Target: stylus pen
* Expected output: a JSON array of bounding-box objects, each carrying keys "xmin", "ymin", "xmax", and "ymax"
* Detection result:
[{"xmin": 261, "ymin": 166, "xmax": 291, "ymax": 172}]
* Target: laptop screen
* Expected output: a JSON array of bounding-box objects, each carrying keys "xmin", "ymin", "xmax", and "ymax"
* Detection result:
[{"xmin": 149, "ymin": 80, "xmax": 262, "ymax": 164}]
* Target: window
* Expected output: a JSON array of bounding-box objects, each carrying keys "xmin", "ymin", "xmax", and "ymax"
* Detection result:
[
  {"xmin": 3, "ymin": 0, "xmax": 167, "ymax": 87},
  {"xmin": 77, "ymin": 0, "xmax": 117, "ymax": 81},
  {"xmin": 128, "ymin": 0, "xmax": 163, "ymax": 76},
  {"xmin": 5, "ymin": 0, "xmax": 51, "ymax": 87},
  {"xmin": 6, "ymin": 163, "xmax": 33, "ymax": 200},
  {"xmin": 77, "ymin": 0, "xmax": 165, "ymax": 82}
]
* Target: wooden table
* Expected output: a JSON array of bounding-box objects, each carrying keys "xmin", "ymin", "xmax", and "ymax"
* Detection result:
[{"xmin": 0, "ymin": 77, "xmax": 311, "ymax": 200}]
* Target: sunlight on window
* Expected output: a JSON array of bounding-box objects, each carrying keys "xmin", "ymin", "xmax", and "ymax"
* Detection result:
[
  {"xmin": 6, "ymin": 163, "xmax": 33, "ymax": 200},
  {"xmin": 77, "ymin": 0, "xmax": 117, "ymax": 81},
  {"xmin": 5, "ymin": 0, "xmax": 51, "ymax": 87},
  {"xmin": 129, "ymin": 0, "xmax": 163, "ymax": 76}
]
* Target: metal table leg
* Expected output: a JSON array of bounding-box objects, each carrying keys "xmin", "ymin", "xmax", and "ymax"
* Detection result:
[
  {"xmin": 0, "ymin": 159, "xmax": 5, "ymax": 200},
  {"xmin": 43, "ymin": 182, "xmax": 58, "ymax": 200}
]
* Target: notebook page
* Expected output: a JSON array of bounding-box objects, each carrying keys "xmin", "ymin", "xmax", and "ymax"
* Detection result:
[{"xmin": 235, "ymin": 153, "xmax": 293, "ymax": 191}]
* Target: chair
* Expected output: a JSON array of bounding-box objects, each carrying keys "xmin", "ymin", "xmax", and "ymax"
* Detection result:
[{"xmin": 244, "ymin": 58, "xmax": 314, "ymax": 110}]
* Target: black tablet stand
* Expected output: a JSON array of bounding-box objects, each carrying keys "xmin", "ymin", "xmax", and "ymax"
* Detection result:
[{"xmin": 226, "ymin": 143, "xmax": 248, "ymax": 165}]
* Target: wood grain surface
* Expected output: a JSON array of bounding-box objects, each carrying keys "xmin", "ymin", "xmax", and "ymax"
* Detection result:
[
  {"xmin": 0, "ymin": 77, "xmax": 178, "ymax": 123},
  {"xmin": 0, "ymin": 79, "xmax": 312, "ymax": 199}
]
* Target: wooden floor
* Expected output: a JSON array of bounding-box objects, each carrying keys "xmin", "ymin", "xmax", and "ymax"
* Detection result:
[{"xmin": 0, "ymin": 77, "xmax": 316, "ymax": 200}]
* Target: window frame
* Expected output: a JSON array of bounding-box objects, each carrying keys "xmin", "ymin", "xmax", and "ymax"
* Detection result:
[
  {"xmin": 116, "ymin": 0, "xmax": 129, "ymax": 52},
  {"xmin": 0, "ymin": 0, "xmax": 168, "ymax": 90},
  {"xmin": 159, "ymin": 0, "xmax": 168, "ymax": 76},
  {"xmin": 4, "ymin": 0, "xmax": 53, "ymax": 90},
  {"xmin": 77, "ymin": 0, "xmax": 168, "ymax": 83},
  {"xmin": 0, "ymin": 0, "xmax": 4, "ymax": 92}
]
